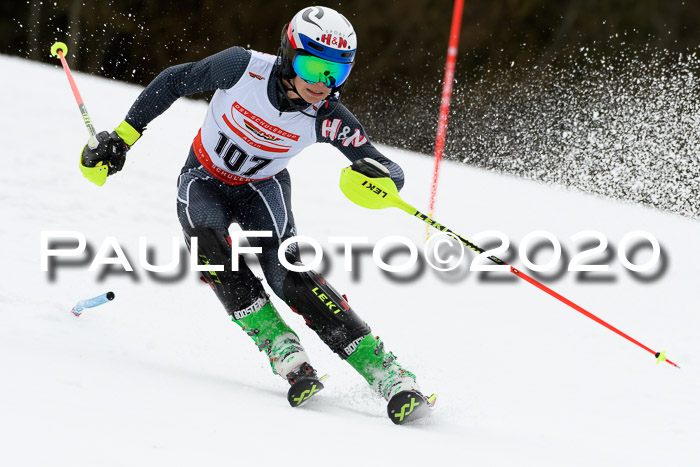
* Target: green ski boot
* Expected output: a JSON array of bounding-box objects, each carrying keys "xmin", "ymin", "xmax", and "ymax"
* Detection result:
[
  {"xmin": 346, "ymin": 334, "xmax": 436, "ymax": 424},
  {"xmin": 232, "ymin": 300, "xmax": 325, "ymax": 406}
]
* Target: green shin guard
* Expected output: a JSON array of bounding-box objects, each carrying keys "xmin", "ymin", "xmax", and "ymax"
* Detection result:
[
  {"xmin": 345, "ymin": 334, "xmax": 418, "ymax": 400},
  {"xmin": 232, "ymin": 301, "xmax": 307, "ymax": 376}
]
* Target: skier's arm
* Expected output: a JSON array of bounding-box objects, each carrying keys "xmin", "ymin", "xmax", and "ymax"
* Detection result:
[
  {"xmin": 125, "ymin": 46, "xmax": 252, "ymax": 134},
  {"xmin": 80, "ymin": 47, "xmax": 252, "ymax": 185},
  {"xmin": 315, "ymin": 104, "xmax": 405, "ymax": 190}
]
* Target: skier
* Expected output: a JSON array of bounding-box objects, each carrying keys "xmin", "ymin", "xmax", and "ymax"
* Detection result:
[{"xmin": 80, "ymin": 6, "xmax": 434, "ymax": 424}]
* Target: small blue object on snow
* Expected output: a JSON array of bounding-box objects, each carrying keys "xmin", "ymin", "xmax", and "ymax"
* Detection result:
[{"xmin": 71, "ymin": 291, "xmax": 115, "ymax": 317}]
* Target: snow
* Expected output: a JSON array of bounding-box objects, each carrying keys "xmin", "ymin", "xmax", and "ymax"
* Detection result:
[
  {"xmin": 452, "ymin": 48, "xmax": 700, "ymax": 219},
  {"xmin": 1, "ymin": 54, "xmax": 699, "ymax": 466}
]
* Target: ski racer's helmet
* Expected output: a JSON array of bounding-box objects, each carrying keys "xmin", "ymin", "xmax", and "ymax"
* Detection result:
[{"xmin": 279, "ymin": 6, "xmax": 357, "ymax": 90}]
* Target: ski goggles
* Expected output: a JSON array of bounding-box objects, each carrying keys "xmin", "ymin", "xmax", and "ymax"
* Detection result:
[{"xmin": 292, "ymin": 54, "xmax": 353, "ymax": 88}]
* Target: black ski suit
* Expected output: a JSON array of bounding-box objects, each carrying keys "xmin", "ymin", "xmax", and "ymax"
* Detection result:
[{"xmin": 123, "ymin": 46, "xmax": 404, "ymax": 358}]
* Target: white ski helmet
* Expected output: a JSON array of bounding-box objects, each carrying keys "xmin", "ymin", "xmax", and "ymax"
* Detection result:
[{"xmin": 280, "ymin": 6, "xmax": 357, "ymax": 88}]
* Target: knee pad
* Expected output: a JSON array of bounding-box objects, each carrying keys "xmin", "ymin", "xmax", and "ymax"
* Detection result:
[
  {"xmin": 183, "ymin": 227, "xmax": 267, "ymax": 316},
  {"xmin": 283, "ymin": 266, "xmax": 371, "ymax": 360}
]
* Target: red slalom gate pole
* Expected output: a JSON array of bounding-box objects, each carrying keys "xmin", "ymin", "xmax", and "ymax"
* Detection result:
[
  {"xmin": 50, "ymin": 41, "xmax": 99, "ymax": 149},
  {"xmin": 427, "ymin": 0, "xmax": 465, "ymax": 229}
]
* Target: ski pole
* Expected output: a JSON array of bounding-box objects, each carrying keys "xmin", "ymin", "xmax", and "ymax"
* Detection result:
[
  {"xmin": 50, "ymin": 41, "xmax": 99, "ymax": 149},
  {"xmin": 71, "ymin": 291, "xmax": 115, "ymax": 317},
  {"xmin": 339, "ymin": 163, "xmax": 680, "ymax": 369}
]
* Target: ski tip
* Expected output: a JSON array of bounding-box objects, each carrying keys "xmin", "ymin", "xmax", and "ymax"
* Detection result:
[
  {"xmin": 387, "ymin": 391, "xmax": 436, "ymax": 425},
  {"xmin": 426, "ymin": 393, "xmax": 438, "ymax": 407},
  {"xmin": 287, "ymin": 378, "xmax": 325, "ymax": 408}
]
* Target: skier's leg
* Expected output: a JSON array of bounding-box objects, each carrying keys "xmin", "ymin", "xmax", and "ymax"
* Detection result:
[
  {"xmin": 282, "ymin": 268, "xmax": 420, "ymax": 401},
  {"xmin": 177, "ymin": 165, "xmax": 309, "ymax": 378},
  {"xmin": 283, "ymin": 265, "xmax": 435, "ymax": 421},
  {"xmin": 237, "ymin": 171, "xmax": 300, "ymax": 299},
  {"xmin": 241, "ymin": 171, "xmax": 421, "ymax": 401}
]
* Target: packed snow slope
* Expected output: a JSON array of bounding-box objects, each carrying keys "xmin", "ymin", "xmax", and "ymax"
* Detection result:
[{"xmin": 1, "ymin": 55, "xmax": 699, "ymax": 467}]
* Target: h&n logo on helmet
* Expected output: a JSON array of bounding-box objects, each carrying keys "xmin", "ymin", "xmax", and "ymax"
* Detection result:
[{"xmin": 320, "ymin": 34, "xmax": 347, "ymax": 49}]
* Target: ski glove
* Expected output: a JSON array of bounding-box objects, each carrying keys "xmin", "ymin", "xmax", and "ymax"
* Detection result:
[
  {"xmin": 81, "ymin": 131, "xmax": 127, "ymax": 174},
  {"xmin": 349, "ymin": 157, "xmax": 404, "ymax": 192},
  {"xmin": 80, "ymin": 120, "xmax": 140, "ymax": 186},
  {"xmin": 350, "ymin": 158, "xmax": 391, "ymax": 179}
]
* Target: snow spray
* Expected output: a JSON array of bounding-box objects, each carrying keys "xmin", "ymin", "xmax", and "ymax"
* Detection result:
[{"xmin": 71, "ymin": 292, "xmax": 115, "ymax": 317}]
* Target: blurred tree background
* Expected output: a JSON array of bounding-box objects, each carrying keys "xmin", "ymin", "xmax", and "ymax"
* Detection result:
[
  {"xmin": 1, "ymin": 1, "xmax": 698, "ymax": 217},
  {"xmin": 2, "ymin": 1, "xmax": 697, "ymax": 149}
]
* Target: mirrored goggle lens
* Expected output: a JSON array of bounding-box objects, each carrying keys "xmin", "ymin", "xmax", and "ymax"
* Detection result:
[{"xmin": 292, "ymin": 54, "xmax": 352, "ymax": 87}]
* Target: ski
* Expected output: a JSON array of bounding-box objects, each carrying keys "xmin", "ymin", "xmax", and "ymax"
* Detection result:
[
  {"xmin": 287, "ymin": 374, "xmax": 328, "ymax": 407},
  {"xmin": 387, "ymin": 390, "xmax": 437, "ymax": 425}
]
